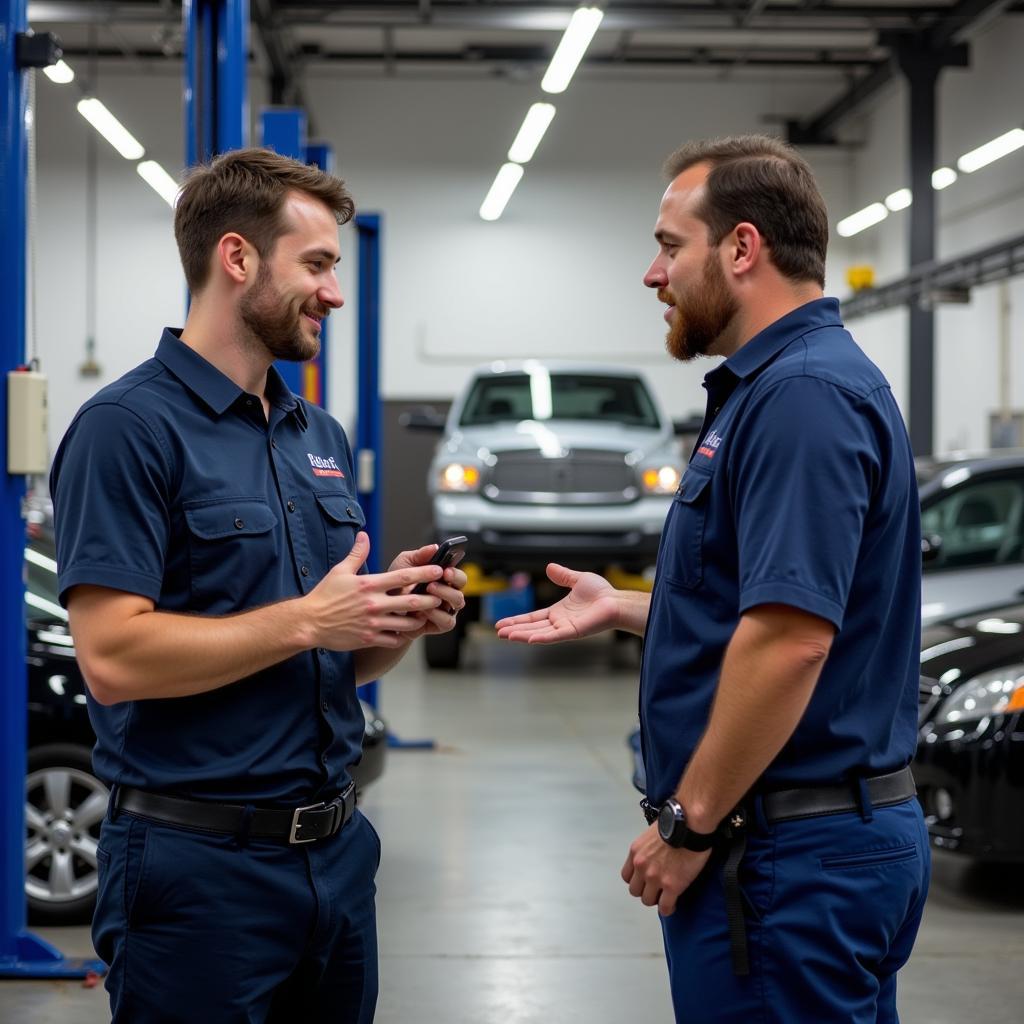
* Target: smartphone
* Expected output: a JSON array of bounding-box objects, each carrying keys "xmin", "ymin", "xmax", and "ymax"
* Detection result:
[{"xmin": 412, "ymin": 536, "xmax": 468, "ymax": 595}]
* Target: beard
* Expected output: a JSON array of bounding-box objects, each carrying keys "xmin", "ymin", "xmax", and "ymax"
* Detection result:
[
  {"xmin": 661, "ymin": 252, "xmax": 739, "ymax": 362},
  {"xmin": 239, "ymin": 261, "xmax": 325, "ymax": 363}
]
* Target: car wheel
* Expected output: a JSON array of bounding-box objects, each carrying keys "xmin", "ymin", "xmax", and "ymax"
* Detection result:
[
  {"xmin": 424, "ymin": 628, "xmax": 462, "ymax": 669},
  {"xmin": 25, "ymin": 743, "xmax": 109, "ymax": 924}
]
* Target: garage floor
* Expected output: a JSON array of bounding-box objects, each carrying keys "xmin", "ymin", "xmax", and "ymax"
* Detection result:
[{"xmin": 3, "ymin": 631, "xmax": 1024, "ymax": 1022}]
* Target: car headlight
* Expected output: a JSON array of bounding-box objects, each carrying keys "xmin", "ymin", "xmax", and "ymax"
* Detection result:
[
  {"xmin": 935, "ymin": 664, "xmax": 1024, "ymax": 725},
  {"xmin": 437, "ymin": 463, "xmax": 481, "ymax": 493},
  {"xmin": 641, "ymin": 465, "xmax": 681, "ymax": 495}
]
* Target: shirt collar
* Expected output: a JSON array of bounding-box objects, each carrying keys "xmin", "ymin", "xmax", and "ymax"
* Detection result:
[
  {"xmin": 156, "ymin": 329, "xmax": 307, "ymax": 429},
  {"xmin": 708, "ymin": 296, "xmax": 842, "ymax": 385}
]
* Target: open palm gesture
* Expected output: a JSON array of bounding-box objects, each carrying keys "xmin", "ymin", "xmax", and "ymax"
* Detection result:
[{"xmin": 495, "ymin": 563, "xmax": 620, "ymax": 644}]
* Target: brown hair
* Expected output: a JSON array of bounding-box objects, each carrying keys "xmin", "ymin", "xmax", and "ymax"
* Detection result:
[
  {"xmin": 174, "ymin": 147, "xmax": 355, "ymax": 293},
  {"xmin": 663, "ymin": 135, "xmax": 828, "ymax": 287}
]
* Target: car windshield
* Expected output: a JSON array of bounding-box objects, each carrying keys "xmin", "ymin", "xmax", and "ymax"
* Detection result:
[
  {"xmin": 459, "ymin": 372, "xmax": 660, "ymax": 428},
  {"xmin": 25, "ymin": 537, "xmax": 67, "ymax": 623}
]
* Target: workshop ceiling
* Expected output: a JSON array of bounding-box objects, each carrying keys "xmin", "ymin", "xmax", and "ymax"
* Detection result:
[{"xmin": 26, "ymin": 1, "xmax": 1023, "ymax": 137}]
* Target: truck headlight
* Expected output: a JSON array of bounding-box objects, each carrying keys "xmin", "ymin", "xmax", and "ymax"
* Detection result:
[
  {"xmin": 438, "ymin": 463, "xmax": 481, "ymax": 493},
  {"xmin": 641, "ymin": 466, "xmax": 681, "ymax": 495},
  {"xmin": 935, "ymin": 664, "xmax": 1024, "ymax": 725}
]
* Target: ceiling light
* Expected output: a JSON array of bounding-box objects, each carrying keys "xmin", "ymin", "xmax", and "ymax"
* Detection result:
[
  {"xmin": 541, "ymin": 6, "xmax": 604, "ymax": 95},
  {"xmin": 931, "ymin": 167, "xmax": 957, "ymax": 190},
  {"xmin": 77, "ymin": 98, "xmax": 145, "ymax": 160},
  {"xmin": 884, "ymin": 188, "xmax": 912, "ymax": 212},
  {"xmin": 480, "ymin": 163, "xmax": 525, "ymax": 221},
  {"xmin": 508, "ymin": 103, "xmax": 557, "ymax": 164},
  {"xmin": 137, "ymin": 160, "xmax": 181, "ymax": 207},
  {"xmin": 957, "ymin": 128, "xmax": 1024, "ymax": 173},
  {"xmin": 836, "ymin": 202, "xmax": 888, "ymax": 238},
  {"xmin": 42, "ymin": 59, "xmax": 74, "ymax": 84}
]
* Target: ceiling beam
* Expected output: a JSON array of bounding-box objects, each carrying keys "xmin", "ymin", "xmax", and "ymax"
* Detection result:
[{"xmin": 788, "ymin": 0, "xmax": 1016, "ymax": 144}]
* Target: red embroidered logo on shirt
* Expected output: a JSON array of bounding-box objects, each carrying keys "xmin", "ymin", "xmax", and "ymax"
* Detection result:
[
  {"xmin": 697, "ymin": 430, "xmax": 724, "ymax": 460},
  {"xmin": 307, "ymin": 453, "xmax": 344, "ymax": 478}
]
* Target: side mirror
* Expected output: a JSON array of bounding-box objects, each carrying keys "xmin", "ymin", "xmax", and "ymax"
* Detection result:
[
  {"xmin": 400, "ymin": 405, "xmax": 446, "ymax": 432},
  {"xmin": 922, "ymin": 534, "xmax": 943, "ymax": 564}
]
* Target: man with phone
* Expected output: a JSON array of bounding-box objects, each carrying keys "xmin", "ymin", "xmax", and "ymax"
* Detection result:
[
  {"xmin": 497, "ymin": 136, "xmax": 927, "ymax": 1022},
  {"xmin": 50, "ymin": 148, "xmax": 466, "ymax": 1023}
]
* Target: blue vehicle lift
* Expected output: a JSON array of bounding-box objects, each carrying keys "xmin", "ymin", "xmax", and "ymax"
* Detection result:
[{"xmin": 0, "ymin": 0, "xmax": 104, "ymax": 979}]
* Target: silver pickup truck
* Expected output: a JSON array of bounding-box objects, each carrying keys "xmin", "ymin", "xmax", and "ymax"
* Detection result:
[{"xmin": 406, "ymin": 361, "xmax": 688, "ymax": 667}]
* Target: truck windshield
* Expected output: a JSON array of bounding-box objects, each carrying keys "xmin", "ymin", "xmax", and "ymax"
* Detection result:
[{"xmin": 460, "ymin": 372, "xmax": 660, "ymax": 428}]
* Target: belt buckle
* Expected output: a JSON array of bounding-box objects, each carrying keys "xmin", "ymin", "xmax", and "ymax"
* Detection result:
[{"xmin": 290, "ymin": 801, "xmax": 330, "ymax": 845}]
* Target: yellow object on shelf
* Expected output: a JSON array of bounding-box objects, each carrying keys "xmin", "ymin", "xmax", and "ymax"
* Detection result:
[{"xmin": 846, "ymin": 266, "xmax": 875, "ymax": 292}]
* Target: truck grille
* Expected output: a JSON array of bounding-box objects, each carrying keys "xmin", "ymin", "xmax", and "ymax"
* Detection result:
[{"xmin": 486, "ymin": 449, "xmax": 637, "ymax": 505}]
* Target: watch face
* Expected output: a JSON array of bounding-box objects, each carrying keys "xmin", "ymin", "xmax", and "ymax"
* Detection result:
[{"xmin": 658, "ymin": 801, "xmax": 680, "ymax": 840}]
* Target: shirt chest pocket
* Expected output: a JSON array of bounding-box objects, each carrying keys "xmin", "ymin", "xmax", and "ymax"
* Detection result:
[
  {"xmin": 315, "ymin": 492, "xmax": 367, "ymax": 567},
  {"xmin": 661, "ymin": 468, "xmax": 712, "ymax": 590},
  {"xmin": 183, "ymin": 498, "xmax": 280, "ymax": 608}
]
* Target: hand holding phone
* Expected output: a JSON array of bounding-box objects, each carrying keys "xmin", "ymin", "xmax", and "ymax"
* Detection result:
[{"xmin": 412, "ymin": 536, "xmax": 468, "ymax": 595}]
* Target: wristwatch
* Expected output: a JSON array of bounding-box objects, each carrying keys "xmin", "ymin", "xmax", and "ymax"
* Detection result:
[{"xmin": 657, "ymin": 798, "xmax": 717, "ymax": 851}]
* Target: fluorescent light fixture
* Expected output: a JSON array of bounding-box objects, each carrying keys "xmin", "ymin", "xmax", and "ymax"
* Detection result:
[
  {"xmin": 508, "ymin": 103, "xmax": 557, "ymax": 164},
  {"xmin": 884, "ymin": 188, "xmax": 912, "ymax": 212},
  {"xmin": 42, "ymin": 59, "xmax": 74, "ymax": 84},
  {"xmin": 541, "ymin": 6, "xmax": 604, "ymax": 94},
  {"xmin": 77, "ymin": 98, "xmax": 145, "ymax": 160},
  {"xmin": 137, "ymin": 160, "xmax": 181, "ymax": 207},
  {"xmin": 480, "ymin": 162, "xmax": 525, "ymax": 221},
  {"xmin": 957, "ymin": 128, "xmax": 1024, "ymax": 173},
  {"xmin": 836, "ymin": 202, "xmax": 888, "ymax": 238},
  {"xmin": 931, "ymin": 166, "xmax": 957, "ymax": 190}
]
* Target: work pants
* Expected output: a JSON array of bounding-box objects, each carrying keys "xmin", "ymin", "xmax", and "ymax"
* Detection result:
[
  {"xmin": 660, "ymin": 797, "xmax": 930, "ymax": 1023},
  {"xmin": 92, "ymin": 804, "xmax": 381, "ymax": 1023}
]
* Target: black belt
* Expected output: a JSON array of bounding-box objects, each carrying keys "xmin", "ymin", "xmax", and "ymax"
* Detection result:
[
  {"xmin": 642, "ymin": 766, "xmax": 917, "ymax": 976},
  {"xmin": 760, "ymin": 765, "xmax": 916, "ymax": 823},
  {"xmin": 116, "ymin": 781, "xmax": 357, "ymax": 845}
]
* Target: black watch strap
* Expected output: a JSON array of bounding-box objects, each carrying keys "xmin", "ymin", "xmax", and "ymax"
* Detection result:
[{"xmin": 658, "ymin": 798, "xmax": 717, "ymax": 851}]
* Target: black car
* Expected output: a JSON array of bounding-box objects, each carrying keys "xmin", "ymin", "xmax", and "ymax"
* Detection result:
[
  {"xmin": 24, "ymin": 535, "xmax": 388, "ymax": 923},
  {"xmin": 627, "ymin": 597, "xmax": 1024, "ymax": 862},
  {"xmin": 916, "ymin": 601, "xmax": 1024, "ymax": 860}
]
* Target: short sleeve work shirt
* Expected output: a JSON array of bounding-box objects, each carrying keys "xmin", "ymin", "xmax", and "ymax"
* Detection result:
[
  {"xmin": 640, "ymin": 299, "xmax": 922, "ymax": 803},
  {"xmin": 50, "ymin": 330, "xmax": 367, "ymax": 805}
]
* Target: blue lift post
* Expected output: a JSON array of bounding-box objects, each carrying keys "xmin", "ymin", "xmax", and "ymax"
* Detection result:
[
  {"xmin": 184, "ymin": 0, "xmax": 249, "ymax": 167},
  {"xmin": 355, "ymin": 214, "xmax": 435, "ymax": 750},
  {"xmin": 0, "ymin": 0, "xmax": 103, "ymax": 978}
]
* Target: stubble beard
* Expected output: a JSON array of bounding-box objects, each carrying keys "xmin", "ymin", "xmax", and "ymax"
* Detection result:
[
  {"xmin": 664, "ymin": 253, "xmax": 740, "ymax": 363},
  {"xmin": 239, "ymin": 261, "xmax": 322, "ymax": 363}
]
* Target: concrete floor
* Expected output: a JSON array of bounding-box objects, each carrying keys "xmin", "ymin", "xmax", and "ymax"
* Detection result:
[{"xmin": 3, "ymin": 630, "xmax": 1024, "ymax": 1022}]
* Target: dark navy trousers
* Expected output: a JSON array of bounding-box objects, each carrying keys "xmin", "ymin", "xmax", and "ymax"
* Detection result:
[
  {"xmin": 660, "ymin": 798, "xmax": 930, "ymax": 1023},
  {"xmin": 92, "ymin": 805, "xmax": 381, "ymax": 1023}
]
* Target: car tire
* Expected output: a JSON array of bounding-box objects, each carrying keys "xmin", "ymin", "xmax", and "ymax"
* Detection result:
[
  {"xmin": 25, "ymin": 743, "xmax": 109, "ymax": 925},
  {"xmin": 424, "ymin": 628, "xmax": 462, "ymax": 669}
]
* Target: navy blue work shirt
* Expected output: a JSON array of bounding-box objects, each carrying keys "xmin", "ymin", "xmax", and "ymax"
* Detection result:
[
  {"xmin": 640, "ymin": 298, "xmax": 921, "ymax": 803},
  {"xmin": 50, "ymin": 330, "xmax": 367, "ymax": 805}
]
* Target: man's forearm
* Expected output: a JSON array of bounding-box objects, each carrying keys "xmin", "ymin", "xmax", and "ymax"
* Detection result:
[
  {"xmin": 74, "ymin": 595, "xmax": 316, "ymax": 704},
  {"xmin": 615, "ymin": 590, "xmax": 652, "ymax": 636},
  {"xmin": 677, "ymin": 606, "xmax": 832, "ymax": 832},
  {"xmin": 354, "ymin": 641, "xmax": 413, "ymax": 685}
]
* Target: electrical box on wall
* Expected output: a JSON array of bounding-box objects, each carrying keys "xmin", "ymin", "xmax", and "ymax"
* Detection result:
[
  {"xmin": 989, "ymin": 411, "xmax": 1024, "ymax": 449},
  {"xmin": 8, "ymin": 368, "xmax": 48, "ymax": 475}
]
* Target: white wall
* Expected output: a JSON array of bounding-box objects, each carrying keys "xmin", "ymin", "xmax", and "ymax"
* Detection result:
[
  {"xmin": 31, "ymin": 16, "xmax": 1024, "ymax": 458},
  {"xmin": 834, "ymin": 14, "xmax": 1024, "ymax": 453}
]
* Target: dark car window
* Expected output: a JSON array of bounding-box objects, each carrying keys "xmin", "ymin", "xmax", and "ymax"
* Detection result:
[
  {"xmin": 25, "ymin": 539, "xmax": 67, "ymax": 623},
  {"xmin": 460, "ymin": 373, "xmax": 660, "ymax": 428},
  {"xmin": 921, "ymin": 474, "xmax": 1024, "ymax": 571}
]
